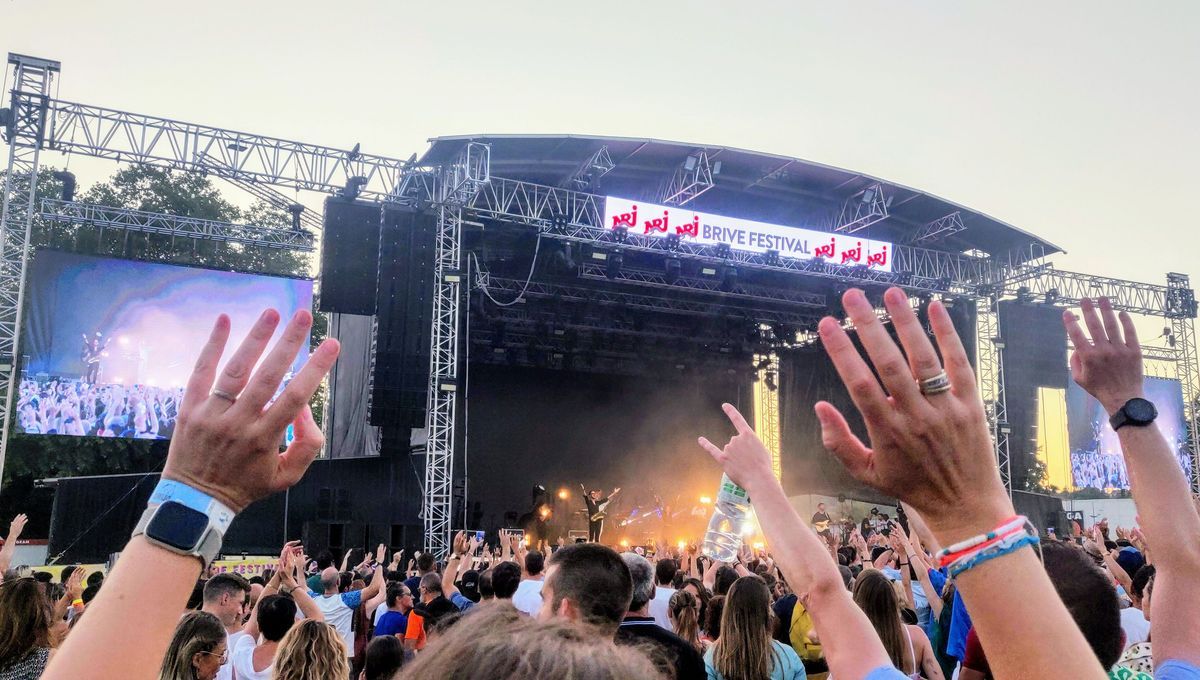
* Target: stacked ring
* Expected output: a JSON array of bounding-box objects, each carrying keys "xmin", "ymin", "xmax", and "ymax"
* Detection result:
[
  {"xmin": 918, "ymin": 371, "xmax": 951, "ymax": 396},
  {"xmin": 210, "ymin": 388, "xmax": 237, "ymax": 403}
]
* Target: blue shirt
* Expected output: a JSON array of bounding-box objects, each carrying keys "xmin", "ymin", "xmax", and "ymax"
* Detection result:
[
  {"xmin": 374, "ymin": 610, "xmax": 407, "ymax": 637},
  {"xmin": 865, "ymin": 667, "xmax": 910, "ymax": 680},
  {"xmin": 704, "ymin": 640, "xmax": 805, "ymax": 680},
  {"xmin": 449, "ymin": 591, "xmax": 475, "ymax": 612},
  {"xmin": 1159, "ymin": 660, "xmax": 1200, "ymax": 680},
  {"xmin": 926, "ymin": 568, "xmax": 971, "ymax": 659}
]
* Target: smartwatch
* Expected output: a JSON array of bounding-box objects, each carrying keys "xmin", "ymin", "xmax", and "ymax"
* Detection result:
[
  {"xmin": 1109, "ymin": 398, "xmax": 1157, "ymax": 431},
  {"xmin": 132, "ymin": 479, "xmax": 235, "ymax": 567}
]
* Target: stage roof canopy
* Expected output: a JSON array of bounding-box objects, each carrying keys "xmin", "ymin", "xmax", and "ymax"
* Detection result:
[{"xmin": 419, "ymin": 134, "xmax": 1060, "ymax": 259}]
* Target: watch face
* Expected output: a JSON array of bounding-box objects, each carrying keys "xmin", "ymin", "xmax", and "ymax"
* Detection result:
[
  {"xmin": 1126, "ymin": 398, "xmax": 1157, "ymax": 423},
  {"xmin": 146, "ymin": 501, "xmax": 208, "ymax": 551}
]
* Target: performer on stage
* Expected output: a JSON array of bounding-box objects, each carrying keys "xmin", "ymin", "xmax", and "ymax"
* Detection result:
[
  {"xmin": 811, "ymin": 502, "xmax": 833, "ymax": 542},
  {"xmin": 580, "ymin": 483, "xmax": 621, "ymax": 543},
  {"xmin": 81, "ymin": 331, "xmax": 110, "ymax": 384}
]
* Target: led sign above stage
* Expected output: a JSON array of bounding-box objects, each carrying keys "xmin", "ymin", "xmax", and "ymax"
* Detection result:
[{"xmin": 603, "ymin": 197, "xmax": 893, "ymax": 272}]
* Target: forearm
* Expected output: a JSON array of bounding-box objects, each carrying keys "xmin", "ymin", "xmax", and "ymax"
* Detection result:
[
  {"xmin": 362, "ymin": 565, "xmax": 384, "ymax": 601},
  {"xmin": 954, "ymin": 549, "xmax": 1105, "ymax": 679},
  {"xmin": 292, "ymin": 588, "xmax": 323, "ymax": 621},
  {"xmin": 748, "ymin": 481, "xmax": 892, "ymax": 678},
  {"xmin": 441, "ymin": 557, "xmax": 461, "ymax": 595},
  {"xmin": 42, "ymin": 537, "xmax": 199, "ymax": 680},
  {"xmin": 1102, "ymin": 552, "xmax": 1132, "ymax": 594},
  {"xmin": 1117, "ymin": 426, "xmax": 1200, "ymax": 566}
]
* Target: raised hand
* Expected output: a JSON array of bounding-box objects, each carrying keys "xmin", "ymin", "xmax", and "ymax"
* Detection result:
[
  {"xmin": 375, "ymin": 543, "xmax": 387, "ymax": 565},
  {"xmin": 698, "ymin": 403, "xmax": 777, "ymax": 494},
  {"xmin": 814, "ymin": 287, "xmax": 1011, "ymax": 543},
  {"xmin": 7, "ymin": 514, "xmax": 28, "ymax": 540},
  {"xmin": 65, "ymin": 568, "xmax": 85, "ymax": 601},
  {"xmin": 453, "ymin": 531, "xmax": 469, "ymax": 557},
  {"xmin": 1063, "ymin": 298, "xmax": 1143, "ymax": 414},
  {"xmin": 161, "ymin": 310, "xmax": 340, "ymax": 513}
]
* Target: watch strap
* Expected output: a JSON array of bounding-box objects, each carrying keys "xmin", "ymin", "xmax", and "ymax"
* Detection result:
[{"xmin": 149, "ymin": 479, "xmax": 236, "ymax": 533}]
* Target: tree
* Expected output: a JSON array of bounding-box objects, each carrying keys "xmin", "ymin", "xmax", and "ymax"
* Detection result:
[{"xmin": 0, "ymin": 165, "xmax": 324, "ymax": 531}]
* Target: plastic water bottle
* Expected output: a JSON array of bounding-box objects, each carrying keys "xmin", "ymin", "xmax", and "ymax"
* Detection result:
[{"xmin": 701, "ymin": 474, "xmax": 751, "ymax": 562}]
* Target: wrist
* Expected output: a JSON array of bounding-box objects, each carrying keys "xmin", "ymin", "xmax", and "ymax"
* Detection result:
[
  {"xmin": 924, "ymin": 494, "xmax": 1015, "ymax": 546},
  {"xmin": 1100, "ymin": 392, "xmax": 1145, "ymax": 417},
  {"xmin": 161, "ymin": 471, "xmax": 245, "ymax": 515}
]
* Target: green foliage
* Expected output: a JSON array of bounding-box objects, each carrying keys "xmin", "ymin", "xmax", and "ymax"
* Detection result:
[{"xmin": 1, "ymin": 165, "xmax": 324, "ymax": 526}]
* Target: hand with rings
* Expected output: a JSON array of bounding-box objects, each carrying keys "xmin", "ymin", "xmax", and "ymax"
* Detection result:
[
  {"xmin": 161, "ymin": 309, "xmax": 340, "ymax": 514},
  {"xmin": 815, "ymin": 287, "xmax": 1013, "ymax": 546}
]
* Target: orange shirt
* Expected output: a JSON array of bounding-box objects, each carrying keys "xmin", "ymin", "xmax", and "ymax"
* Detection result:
[{"xmin": 404, "ymin": 610, "xmax": 427, "ymax": 651}]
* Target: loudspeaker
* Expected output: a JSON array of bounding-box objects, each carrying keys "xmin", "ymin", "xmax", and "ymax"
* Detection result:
[
  {"xmin": 370, "ymin": 206, "xmax": 436, "ymax": 427},
  {"xmin": 319, "ymin": 197, "xmax": 382, "ymax": 315}
]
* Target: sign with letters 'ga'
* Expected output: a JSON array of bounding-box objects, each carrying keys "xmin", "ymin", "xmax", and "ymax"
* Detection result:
[{"xmin": 602, "ymin": 197, "xmax": 893, "ymax": 272}]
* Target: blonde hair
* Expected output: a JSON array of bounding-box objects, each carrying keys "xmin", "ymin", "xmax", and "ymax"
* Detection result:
[
  {"xmin": 399, "ymin": 601, "xmax": 661, "ymax": 679},
  {"xmin": 271, "ymin": 619, "xmax": 350, "ymax": 680},
  {"xmin": 712, "ymin": 576, "xmax": 778, "ymax": 680}
]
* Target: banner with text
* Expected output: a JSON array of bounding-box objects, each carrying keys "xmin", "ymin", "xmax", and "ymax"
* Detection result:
[{"xmin": 603, "ymin": 197, "xmax": 893, "ymax": 272}]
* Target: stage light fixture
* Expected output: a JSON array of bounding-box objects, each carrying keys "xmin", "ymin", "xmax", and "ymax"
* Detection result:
[
  {"xmin": 765, "ymin": 372, "xmax": 778, "ymax": 392},
  {"xmin": 684, "ymin": 155, "xmax": 698, "ymax": 171},
  {"xmin": 664, "ymin": 257, "xmax": 681, "ymax": 283},
  {"xmin": 666, "ymin": 233, "xmax": 681, "ymax": 251},
  {"xmin": 712, "ymin": 161, "xmax": 722, "ymax": 176},
  {"xmin": 606, "ymin": 250, "xmax": 624, "ymax": 279},
  {"xmin": 764, "ymin": 249, "xmax": 780, "ymax": 266},
  {"xmin": 340, "ymin": 176, "xmax": 368, "ymax": 200},
  {"xmin": 52, "ymin": 170, "xmax": 76, "ymax": 202},
  {"xmin": 715, "ymin": 243, "xmax": 732, "ymax": 259},
  {"xmin": 613, "ymin": 226, "xmax": 629, "ymax": 243}
]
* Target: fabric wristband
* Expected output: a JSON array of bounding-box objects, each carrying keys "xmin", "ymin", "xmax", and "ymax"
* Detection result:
[{"xmin": 149, "ymin": 479, "xmax": 236, "ymax": 533}]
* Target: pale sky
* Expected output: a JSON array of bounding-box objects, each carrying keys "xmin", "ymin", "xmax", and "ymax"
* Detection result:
[{"xmin": 3, "ymin": 0, "xmax": 1198, "ymax": 293}]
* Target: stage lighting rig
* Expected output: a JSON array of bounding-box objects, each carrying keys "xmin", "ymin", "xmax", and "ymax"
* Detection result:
[
  {"xmin": 764, "ymin": 249, "xmax": 780, "ymax": 266},
  {"xmin": 340, "ymin": 176, "xmax": 368, "ymax": 200},
  {"xmin": 664, "ymin": 257, "xmax": 682, "ymax": 283}
]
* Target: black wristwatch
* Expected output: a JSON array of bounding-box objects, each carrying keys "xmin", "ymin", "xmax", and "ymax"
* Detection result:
[{"xmin": 1109, "ymin": 398, "xmax": 1157, "ymax": 431}]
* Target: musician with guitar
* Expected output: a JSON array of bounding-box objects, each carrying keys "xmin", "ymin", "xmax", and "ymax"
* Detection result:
[
  {"xmin": 81, "ymin": 331, "xmax": 110, "ymax": 385},
  {"xmin": 580, "ymin": 483, "xmax": 621, "ymax": 543},
  {"xmin": 811, "ymin": 502, "xmax": 833, "ymax": 540}
]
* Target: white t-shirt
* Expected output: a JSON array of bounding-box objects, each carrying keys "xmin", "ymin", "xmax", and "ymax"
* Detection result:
[
  {"xmin": 310, "ymin": 590, "xmax": 362, "ymax": 657},
  {"xmin": 215, "ymin": 630, "xmax": 251, "ymax": 680},
  {"xmin": 1120, "ymin": 605, "xmax": 1151, "ymax": 649},
  {"xmin": 227, "ymin": 633, "xmax": 272, "ymax": 680},
  {"xmin": 511, "ymin": 579, "xmax": 544, "ymax": 616},
  {"xmin": 647, "ymin": 586, "xmax": 675, "ymax": 631}
]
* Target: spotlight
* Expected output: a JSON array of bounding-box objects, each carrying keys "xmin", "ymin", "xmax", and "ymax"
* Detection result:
[
  {"xmin": 764, "ymin": 249, "xmax": 780, "ymax": 266},
  {"xmin": 606, "ymin": 250, "xmax": 624, "ymax": 279},
  {"xmin": 765, "ymin": 372, "xmax": 778, "ymax": 392},
  {"xmin": 699, "ymin": 496, "xmax": 712, "ymax": 505},
  {"xmin": 664, "ymin": 257, "xmax": 681, "ymax": 283},
  {"xmin": 666, "ymin": 233, "xmax": 681, "ymax": 251},
  {"xmin": 715, "ymin": 243, "xmax": 732, "ymax": 259},
  {"xmin": 612, "ymin": 226, "xmax": 629, "ymax": 243},
  {"xmin": 558, "ymin": 489, "xmax": 570, "ymax": 500},
  {"xmin": 340, "ymin": 176, "xmax": 368, "ymax": 200}
]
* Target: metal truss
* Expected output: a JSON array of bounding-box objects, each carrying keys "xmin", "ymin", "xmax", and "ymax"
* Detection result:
[
  {"xmin": 660, "ymin": 150, "xmax": 716, "ymax": 206},
  {"xmin": 39, "ymin": 198, "xmax": 315, "ymax": 251},
  {"xmin": 996, "ymin": 265, "xmax": 1182, "ymax": 317},
  {"xmin": 461, "ymin": 175, "xmax": 996, "ymax": 294},
  {"xmin": 561, "ymin": 146, "xmax": 614, "ymax": 191},
  {"xmin": 909, "ymin": 211, "xmax": 965, "ymax": 245},
  {"xmin": 753, "ymin": 348, "xmax": 783, "ymax": 481},
  {"xmin": 0, "ymin": 54, "xmax": 58, "ymax": 484},
  {"xmin": 9, "ymin": 94, "xmax": 411, "ymax": 202},
  {"xmin": 422, "ymin": 143, "xmax": 489, "ymax": 557},
  {"xmin": 575, "ymin": 261, "xmax": 827, "ymax": 310},
  {"xmin": 976, "ymin": 298, "xmax": 1012, "ymax": 495},
  {"xmin": 215, "ymin": 172, "xmax": 323, "ymax": 233},
  {"xmin": 835, "ymin": 183, "xmax": 890, "ymax": 234},
  {"xmin": 1168, "ymin": 274, "xmax": 1200, "ymax": 492}
]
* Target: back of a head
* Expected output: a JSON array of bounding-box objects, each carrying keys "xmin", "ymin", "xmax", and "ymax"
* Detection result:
[
  {"xmin": 0, "ymin": 577, "xmax": 50, "ymax": 665},
  {"xmin": 159, "ymin": 611, "xmax": 225, "ymax": 680},
  {"xmin": 400, "ymin": 601, "xmax": 660, "ymax": 680},
  {"xmin": 491, "ymin": 561, "xmax": 522, "ymax": 599},
  {"xmin": 256, "ymin": 594, "xmax": 298, "ymax": 643},
  {"xmin": 714, "ymin": 576, "xmax": 772, "ymax": 679},
  {"xmin": 1131, "ymin": 564, "xmax": 1156, "ymax": 603},
  {"xmin": 714, "ymin": 565, "xmax": 739, "ymax": 596},
  {"xmin": 620, "ymin": 552, "xmax": 655, "ymax": 612},
  {"xmin": 1040, "ymin": 542, "xmax": 1122, "ymax": 669},
  {"xmin": 362, "ymin": 634, "xmax": 404, "ymax": 680},
  {"xmin": 273, "ymin": 618, "xmax": 350, "ymax": 680},
  {"xmin": 420, "ymin": 572, "xmax": 443, "ymax": 598},
  {"xmin": 385, "ymin": 582, "xmax": 406, "ymax": 608},
  {"xmin": 704, "ymin": 595, "xmax": 726, "ymax": 641},
  {"xmin": 525, "ymin": 550, "xmax": 545, "ymax": 577},
  {"xmin": 546, "ymin": 543, "xmax": 632, "ymax": 632},
  {"xmin": 319, "ymin": 567, "xmax": 339, "ymax": 592},
  {"xmin": 315, "ymin": 550, "xmax": 334, "ymax": 571},
  {"xmin": 417, "ymin": 552, "xmax": 437, "ymax": 573},
  {"xmin": 654, "ymin": 558, "xmax": 677, "ymax": 586},
  {"xmin": 203, "ymin": 572, "xmax": 250, "ymax": 605},
  {"xmin": 852, "ymin": 569, "xmax": 905, "ymax": 670},
  {"xmin": 479, "ymin": 568, "xmax": 495, "ymax": 599},
  {"xmin": 669, "ymin": 589, "xmax": 702, "ymax": 651}
]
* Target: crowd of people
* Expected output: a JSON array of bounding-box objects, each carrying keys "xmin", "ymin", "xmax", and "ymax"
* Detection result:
[
  {"xmin": 1071, "ymin": 450, "xmax": 1133, "ymax": 490},
  {"xmin": 0, "ymin": 293, "xmax": 1197, "ymax": 680},
  {"xmin": 16, "ymin": 377, "xmax": 184, "ymax": 439}
]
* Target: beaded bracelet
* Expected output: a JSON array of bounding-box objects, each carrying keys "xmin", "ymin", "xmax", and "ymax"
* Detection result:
[
  {"xmin": 936, "ymin": 515, "xmax": 1026, "ymax": 568},
  {"xmin": 947, "ymin": 531, "xmax": 1041, "ymax": 578}
]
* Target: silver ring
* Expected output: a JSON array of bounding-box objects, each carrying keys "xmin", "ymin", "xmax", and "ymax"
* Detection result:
[
  {"xmin": 918, "ymin": 371, "xmax": 951, "ymax": 396},
  {"xmin": 210, "ymin": 388, "xmax": 237, "ymax": 403}
]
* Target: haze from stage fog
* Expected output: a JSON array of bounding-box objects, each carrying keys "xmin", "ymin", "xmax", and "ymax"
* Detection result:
[{"xmin": 2, "ymin": 1, "xmax": 1197, "ymax": 291}]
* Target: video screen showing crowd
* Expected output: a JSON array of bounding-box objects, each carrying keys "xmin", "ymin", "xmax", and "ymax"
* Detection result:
[{"xmin": 15, "ymin": 251, "xmax": 313, "ymax": 440}]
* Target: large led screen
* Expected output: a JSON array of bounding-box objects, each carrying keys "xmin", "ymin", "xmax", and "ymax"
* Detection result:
[
  {"xmin": 1066, "ymin": 376, "xmax": 1192, "ymax": 490},
  {"xmin": 17, "ymin": 251, "xmax": 313, "ymax": 440}
]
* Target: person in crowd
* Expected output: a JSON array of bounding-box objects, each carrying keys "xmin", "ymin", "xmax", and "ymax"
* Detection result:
[
  {"xmin": 228, "ymin": 548, "xmax": 324, "ymax": 680},
  {"xmin": 404, "ymin": 573, "xmax": 457, "ymax": 654},
  {"xmin": 158, "ymin": 611, "xmax": 226, "ymax": 680},
  {"xmin": 1120, "ymin": 571, "xmax": 1156, "ymax": 675},
  {"xmin": 373, "ymin": 583, "xmax": 413, "ymax": 639},
  {"xmin": 201, "ymin": 572, "xmax": 251, "ymax": 678},
  {"xmin": 511, "ymin": 549, "xmax": 546, "ymax": 616},
  {"xmin": 401, "ymin": 602, "xmax": 661, "ymax": 679},
  {"xmin": 402, "ymin": 553, "xmax": 436, "ymax": 597},
  {"xmin": 648, "ymin": 557, "xmax": 678, "ymax": 630},
  {"xmin": 0, "ymin": 514, "xmax": 29, "ymax": 583},
  {"xmin": 537, "ymin": 543, "xmax": 631, "ymax": 634},
  {"xmin": 0, "ymin": 576, "xmax": 61, "ymax": 679},
  {"xmin": 703, "ymin": 595, "xmax": 725, "ymax": 646},
  {"xmin": 272, "ymin": 619, "xmax": 350, "ymax": 680},
  {"xmin": 668, "ymin": 589, "xmax": 707, "ymax": 654},
  {"xmin": 713, "ymin": 565, "xmax": 738, "ymax": 597},
  {"xmin": 616, "ymin": 551, "xmax": 705, "ymax": 680},
  {"xmin": 1122, "ymin": 565, "xmax": 1155, "ymax": 652},
  {"xmin": 360, "ymin": 635, "xmax": 403, "ymax": 680},
  {"xmin": 489, "ymin": 560, "xmax": 522, "ymax": 601},
  {"xmin": 311, "ymin": 544, "xmax": 384, "ymax": 661},
  {"xmin": 852, "ymin": 569, "xmax": 942, "ymax": 679},
  {"xmin": 703, "ymin": 575, "xmax": 804, "ymax": 680},
  {"xmin": 680, "ymin": 577, "xmax": 711, "ymax": 629}
]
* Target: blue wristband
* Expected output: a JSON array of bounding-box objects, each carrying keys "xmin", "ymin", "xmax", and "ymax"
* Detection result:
[{"xmin": 150, "ymin": 479, "xmax": 236, "ymax": 533}]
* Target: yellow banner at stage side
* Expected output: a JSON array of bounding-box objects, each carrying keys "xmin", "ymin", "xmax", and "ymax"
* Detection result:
[
  {"xmin": 25, "ymin": 556, "xmax": 277, "ymax": 581},
  {"xmin": 1036, "ymin": 386, "xmax": 1073, "ymax": 491},
  {"xmin": 23, "ymin": 564, "xmax": 106, "ymax": 581}
]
